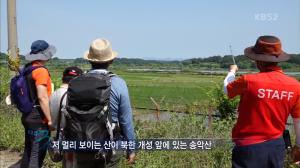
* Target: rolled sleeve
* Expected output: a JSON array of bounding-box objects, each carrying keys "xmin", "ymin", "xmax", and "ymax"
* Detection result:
[
  {"xmin": 226, "ymin": 75, "xmax": 247, "ymax": 99},
  {"xmin": 224, "ymin": 71, "xmax": 236, "ymax": 94}
]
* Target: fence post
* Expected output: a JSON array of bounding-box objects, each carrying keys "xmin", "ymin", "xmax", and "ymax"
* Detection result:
[
  {"xmin": 150, "ymin": 97, "xmax": 160, "ymax": 121},
  {"xmin": 207, "ymin": 108, "xmax": 212, "ymax": 132}
]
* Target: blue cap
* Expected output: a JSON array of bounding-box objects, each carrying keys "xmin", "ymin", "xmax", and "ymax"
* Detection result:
[{"xmin": 30, "ymin": 40, "xmax": 49, "ymax": 54}]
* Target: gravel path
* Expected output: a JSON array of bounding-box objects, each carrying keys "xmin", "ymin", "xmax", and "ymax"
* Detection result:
[{"xmin": 0, "ymin": 150, "xmax": 22, "ymax": 168}]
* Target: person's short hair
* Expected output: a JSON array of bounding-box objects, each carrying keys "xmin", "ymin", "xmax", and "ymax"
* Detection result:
[
  {"xmin": 90, "ymin": 61, "xmax": 112, "ymax": 69},
  {"xmin": 256, "ymin": 61, "xmax": 278, "ymax": 67},
  {"xmin": 62, "ymin": 66, "xmax": 83, "ymax": 83}
]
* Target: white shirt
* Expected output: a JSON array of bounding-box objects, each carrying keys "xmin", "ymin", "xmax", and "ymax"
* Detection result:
[
  {"xmin": 223, "ymin": 71, "xmax": 236, "ymax": 94},
  {"xmin": 50, "ymin": 84, "xmax": 68, "ymax": 130}
]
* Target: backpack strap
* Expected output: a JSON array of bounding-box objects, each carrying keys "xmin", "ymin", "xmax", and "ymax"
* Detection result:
[
  {"xmin": 55, "ymin": 92, "xmax": 67, "ymax": 140},
  {"xmin": 107, "ymin": 71, "xmax": 116, "ymax": 78},
  {"xmin": 87, "ymin": 71, "xmax": 117, "ymax": 155},
  {"xmin": 25, "ymin": 65, "xmax": 49, "ymax": 106}
]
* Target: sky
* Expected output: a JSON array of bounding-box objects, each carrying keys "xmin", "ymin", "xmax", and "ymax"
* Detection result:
[{"xmin": 1, "ymin": 0, "xmax": 300, "ymax": 60}]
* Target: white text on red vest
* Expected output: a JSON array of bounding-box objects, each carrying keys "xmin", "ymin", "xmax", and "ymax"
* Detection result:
[{"xmin": 257, "ymin": 89, "xmax": 294, "ymax": 101}]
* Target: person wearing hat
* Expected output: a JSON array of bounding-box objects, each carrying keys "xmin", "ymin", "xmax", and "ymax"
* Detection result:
[
  {"xmin": 50, "ymin": 66, "xmax": 83, "ymax": 168},
  {"xmin": 21, "ymin": 40, "xmax": 56, "ymax": 168},
  {"xmin": 224, "ymin": 35, "xmax": 300, "ymax": 167},
  {"xmin": 50, "ymin": 66, "xmax": 83, "ymax": 132},
  {"xmin": 72, "ymin": 38, "xmax": 136, "ymax": 167}
]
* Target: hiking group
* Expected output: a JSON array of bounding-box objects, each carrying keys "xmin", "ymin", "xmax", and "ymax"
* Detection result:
[
  {"xmin": 9, "ymin": 35, "xmax": 300, "ymax": 168},
  {"xmin": 11, "ymin": 39, "xmax": 135, "ymax": 168}
]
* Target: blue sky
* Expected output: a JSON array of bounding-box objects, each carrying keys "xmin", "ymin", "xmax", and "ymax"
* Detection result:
[{"xmin": 1, "ymin": 0, "xmax": 299, "ymax": 60}]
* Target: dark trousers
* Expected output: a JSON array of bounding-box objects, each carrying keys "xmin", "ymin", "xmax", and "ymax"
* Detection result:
[
  {"xmin": 20, "ymin": 128, "xmax": 50, "ymax": 168},
  {"xmin": 74, "ymin": 150, "xmax": 122, "ymax": 168},
  {"xmin": 232, "ymin": 137, "xmax": 285, "ymax": 168}
]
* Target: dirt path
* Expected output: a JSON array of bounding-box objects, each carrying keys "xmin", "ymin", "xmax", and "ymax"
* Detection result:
[{"xmin": 0, "ymin": 150, "xmax": 22, "ymax": 168}]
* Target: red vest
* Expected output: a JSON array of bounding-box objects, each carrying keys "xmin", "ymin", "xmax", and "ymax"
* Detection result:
[{"xmin": 233, "ymin": 70, "xmax": 300, "ymax": 146}]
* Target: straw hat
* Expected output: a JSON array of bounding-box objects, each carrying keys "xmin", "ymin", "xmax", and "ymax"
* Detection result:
[
  {"xmin": 83, "ymin": 39, "xmax": 118, "ymax": 63},
  {"xmin": 244, "ymin": 35, "xmax": 290, "ymax": 62}
]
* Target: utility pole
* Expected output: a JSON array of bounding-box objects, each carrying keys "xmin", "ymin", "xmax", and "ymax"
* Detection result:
[{"xmin": 7, "ymin": 0, "xmax": 20, "ymax": 72}]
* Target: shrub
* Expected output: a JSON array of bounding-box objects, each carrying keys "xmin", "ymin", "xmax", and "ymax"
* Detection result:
[
  {"xmin": 0, "ymin": 67, "xmax": 10, "ymax": 102},
  {"xmin": 214, "ymin": 84, "xmax": 239, "ymax": 119},
  {"xmin": 0, "ymin": 106, "xmax": 24, "ymax": 151}
]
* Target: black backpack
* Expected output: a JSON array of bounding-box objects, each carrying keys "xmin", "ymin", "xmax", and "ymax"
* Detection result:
[{"xmin": 64, "ymin": 72, "xmax": 114, "ymax": 143}]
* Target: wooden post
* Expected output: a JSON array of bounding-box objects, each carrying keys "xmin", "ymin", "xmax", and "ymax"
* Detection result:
[
  {"xmin": 7, "ymin": 0, "xmax": 20, "ymax": 72},
  {"xmin": 207, "ymin": 107, "xmax": 212, "ymax": 132},
  {"xmin": 150, "ymin": 97, "xmax": 160, "ymax": 121}
]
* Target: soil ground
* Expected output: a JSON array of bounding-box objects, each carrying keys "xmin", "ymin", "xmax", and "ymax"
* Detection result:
[{"xmin": 0, "ymin": 150, "xmax": 22, "ymax": 168}]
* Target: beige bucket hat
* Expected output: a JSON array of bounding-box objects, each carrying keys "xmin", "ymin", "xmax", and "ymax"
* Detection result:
[{"xmin": 83, "ymin": 38, "xmax": 118, "ymax": 63}]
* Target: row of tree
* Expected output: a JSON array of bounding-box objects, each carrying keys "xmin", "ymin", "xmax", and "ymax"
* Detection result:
[
  {"xmin": 183, "ymin": 54, "xmax": 300, "ymax": 69},
  {"xmin": 1, "ymin": 52, "xmax": 299, "ymax": 70}
]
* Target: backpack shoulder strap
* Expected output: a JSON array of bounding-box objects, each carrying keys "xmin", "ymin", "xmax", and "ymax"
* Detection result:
[
  {"xmin": 108, "ymin": 71, "xmax": 116, "ymax": 78},
  {"xmin": 55, "ymin": 92, "xmax": 67, "ymax": 140},
  {"xmin": 32, "ymin": 66, "xmax": 50, "ymax": 76},
  {"xmin": 25, "ymin": 65, "xmax": 48, "ymax": 105},
  {"xmin": 23, "ymin": 65, "xmax": 46, "ymax": 75}
]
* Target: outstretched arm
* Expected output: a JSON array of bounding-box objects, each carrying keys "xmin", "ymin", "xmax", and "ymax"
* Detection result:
[{"xmin": 223, "ymin": 65, "xmax": 240, "ymax": 97}]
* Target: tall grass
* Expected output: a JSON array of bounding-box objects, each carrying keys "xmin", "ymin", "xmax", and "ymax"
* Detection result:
[
  {"xmin": 0, "ymin": 68, "xmax": 233, "ymax": 167},
  {"xmin": 0, "ymin": 67, "xmax": 10, "ymax": 102},
  {"xmin": 3, "ymin": 69, "xmax": 297, "ymax": 167},
  {"xmin": 118, "ymin": 114, "xmax": 234, "ymax": 168},
  {"xmin": 0, "ymin": 106, "xmax": 24, "ymax": 151}
]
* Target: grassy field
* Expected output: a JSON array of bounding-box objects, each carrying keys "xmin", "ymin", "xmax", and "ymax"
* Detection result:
[
  {"xmin": 0, "ymin": 67, "xmax": 231, "ymax": 167},
  {"xmin": 115, "ymin": 71, "xmax": 223, "ymax": 110},
  {"xmin": 0, "ymin": 108, "xmax": 234, "ymax": 168},
  {"xmin": 50, "ymin": 67, "xmax": 224, "ymax": 112},
  {"xmin": 0, "ymin": 66, "xmax": 297, "ymax": 168}
]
